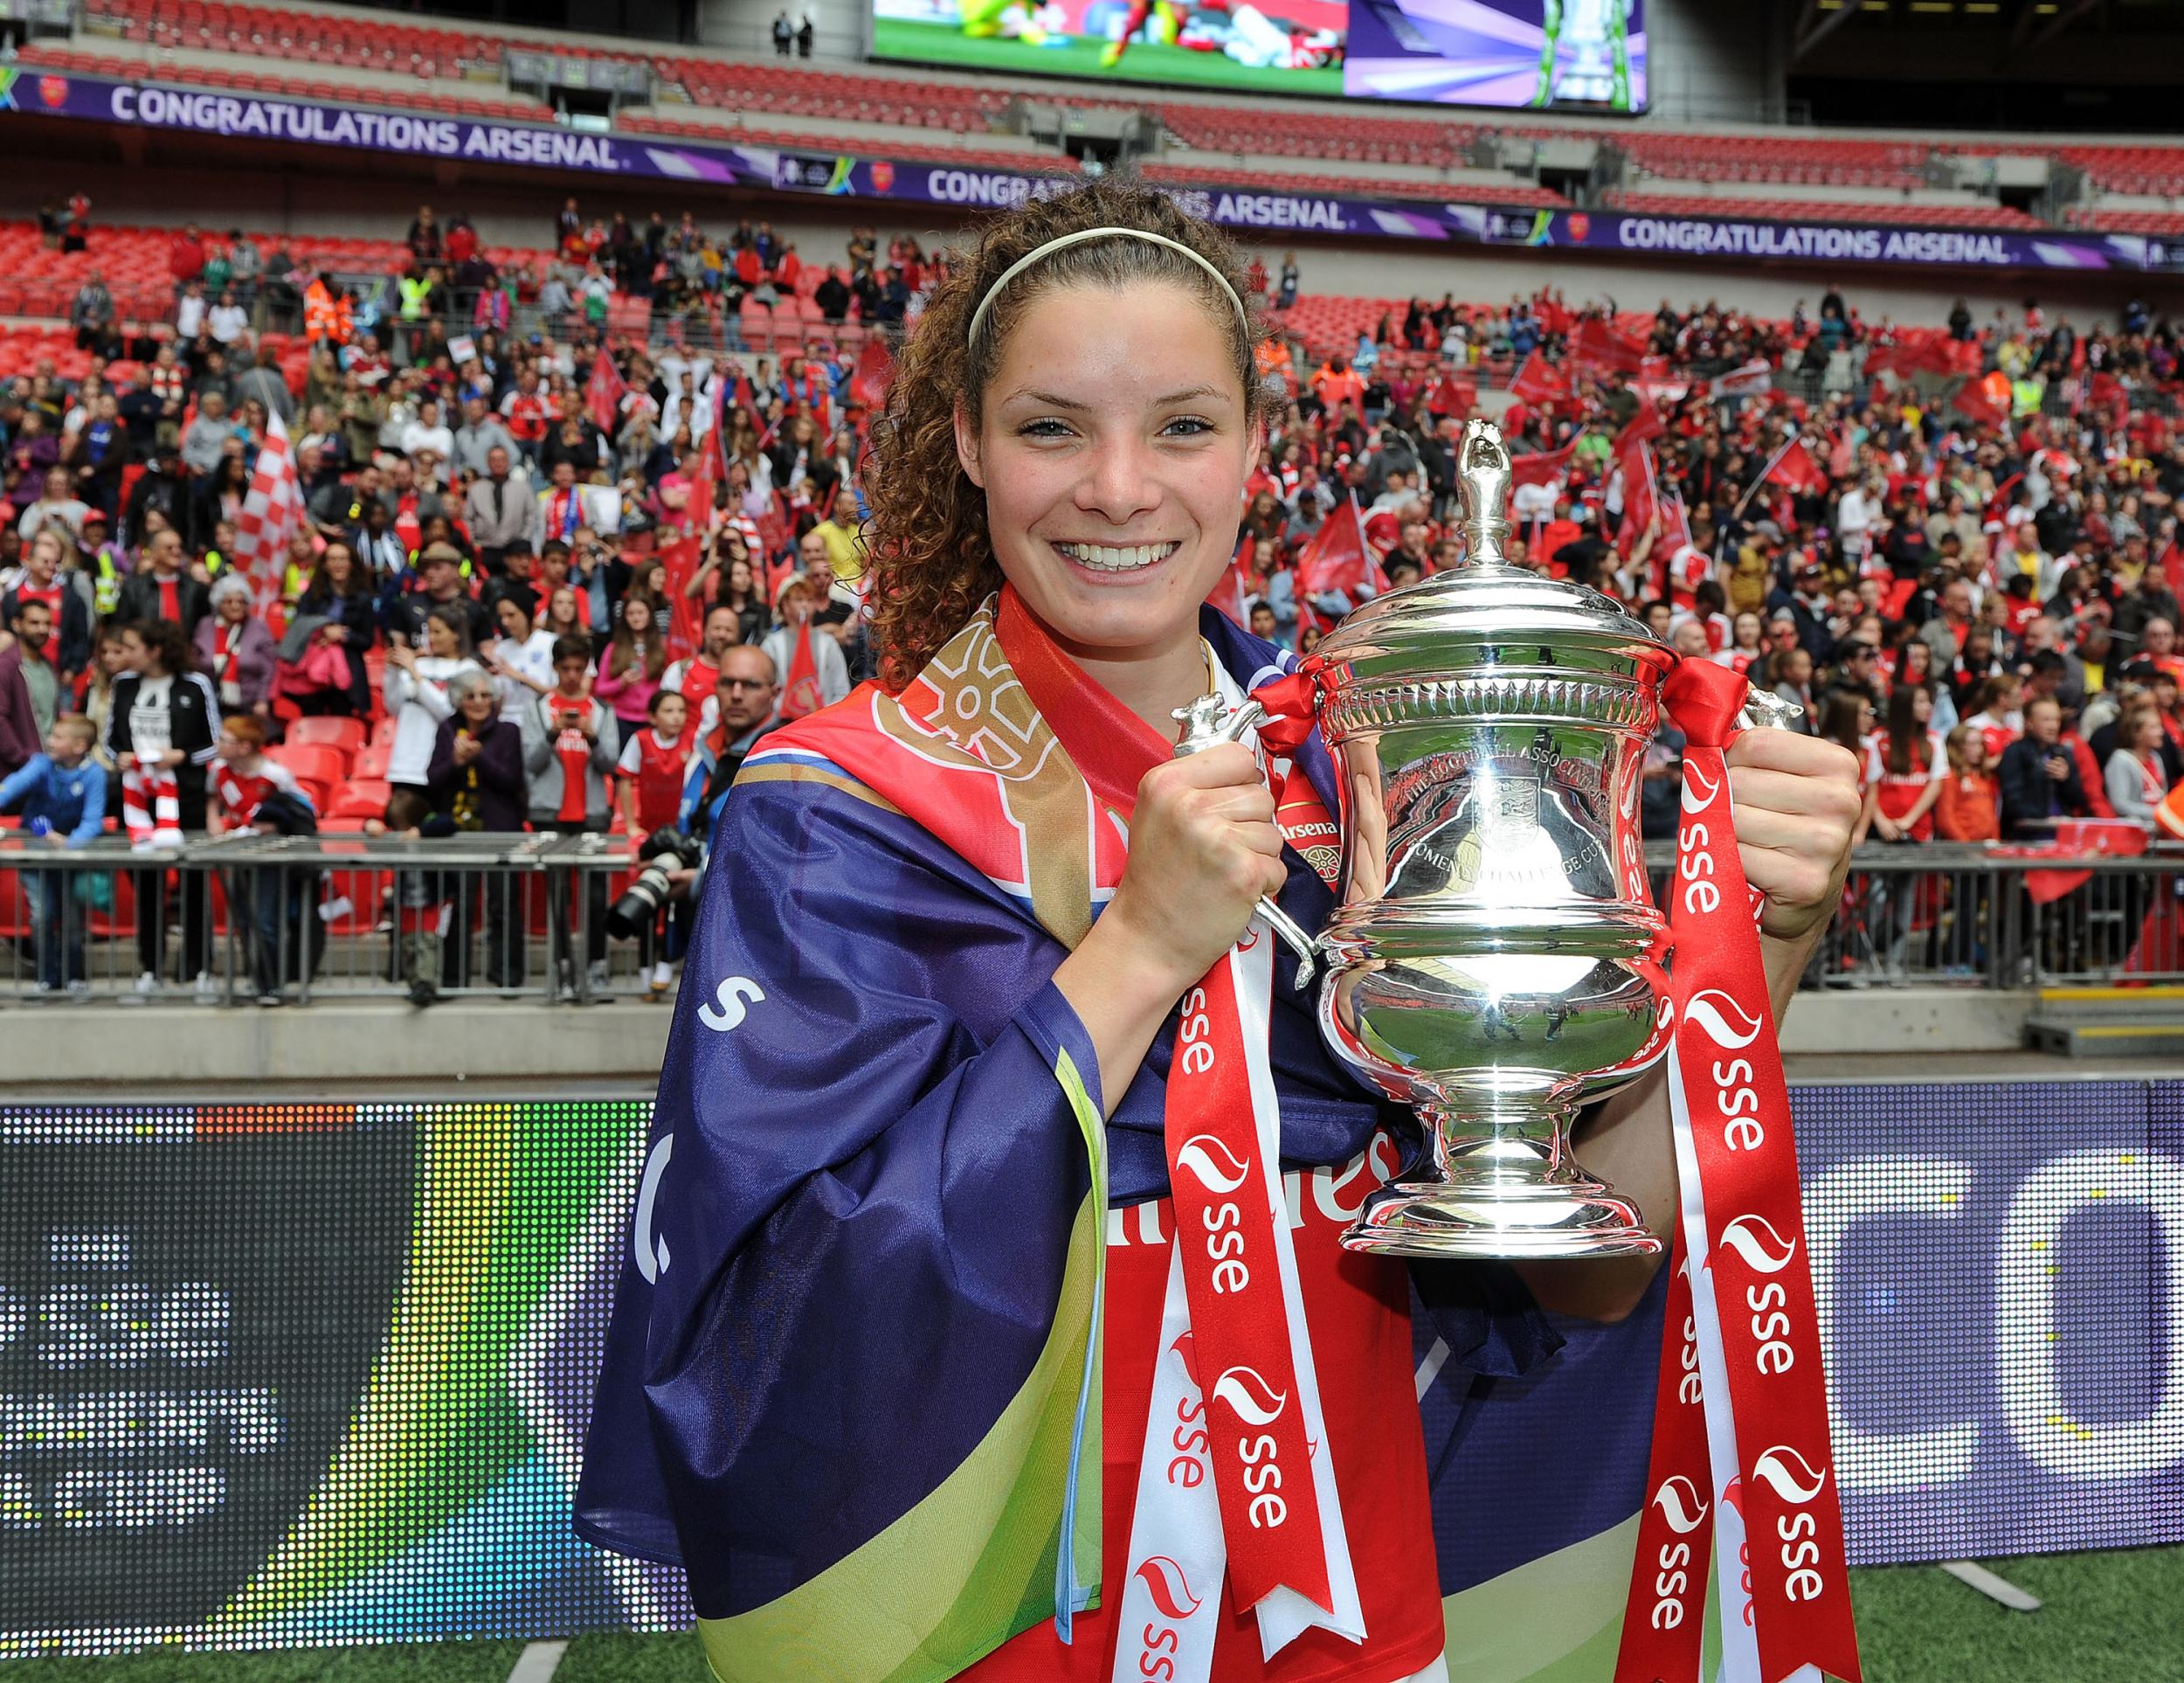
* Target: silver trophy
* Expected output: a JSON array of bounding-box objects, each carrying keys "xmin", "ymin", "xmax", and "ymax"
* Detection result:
[{"xmin": 1187, "ymin": 419, "xmax": 1793, "ymax": 1260}]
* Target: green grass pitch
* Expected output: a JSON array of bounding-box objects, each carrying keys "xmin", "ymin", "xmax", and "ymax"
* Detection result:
[
  {"xmin": 7, "ymin": 1549, "xmax": 2181, "ymax": 1681},
  {"xmin": 870, "ymin": 16, "xmax": 1344, "ymax": 97}
]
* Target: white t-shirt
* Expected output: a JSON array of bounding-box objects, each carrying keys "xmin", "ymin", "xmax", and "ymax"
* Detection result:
[
  {"xmin": 402, "ymin": 420, "xmax": 456, "ymax": 462},
  {"xmin": 208, "ymin": 303, "xmax": 249, "ymax": 344},
  {"xmin": 494, "ymin": 627, "xmax": 560, "ymax": 724},
  {"xmin": 128, "ymin": 674, "xmax": 174, "ymax": 758},
  {"xmin": 176, "ymin": 294, "xmax": 207, "ymax": 338}
]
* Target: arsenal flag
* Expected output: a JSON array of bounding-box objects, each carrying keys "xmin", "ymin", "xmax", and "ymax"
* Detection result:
[
  {"xmin": 1760, "ymin": 438, "xmax": 1828, "ymax": 495},
  {"xmin": 585, "ymin": 347, "xmax": 626, "ymax": 434},
  {"xmin": 1295, "ymin": 495, "xmax": 1387, "ymax": 604},
  {"xmin": 1206, "ymin": 533, "xmax": 1256, "ymax": 627},
  {"xmin": 1952, "ymin": 378, "xmax": 2008, "ymax": 431},
  {"xmin": 1509, "ymin": 352, "xmax": 1572, "ymax": 407},
  {"xmin": 850, "ymin": 336, "xmax": 895, "ymax": 410},
  {"xmin": 1570, "ymin": 315, "xmax": 1648, "ymax": 376},
  {"xmin": 1510, "ymin": 440, "xmax": 1578, "ymax": 488},
  {"xmin": 1426, "ymin": 372, "xmax": 1477, "ymax": 418}
]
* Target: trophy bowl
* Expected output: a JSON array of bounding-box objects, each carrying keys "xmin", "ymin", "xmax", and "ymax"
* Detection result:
[{"xmin": 1310, "ymin": 420, "xmax": 1676, "ymax": 1260}]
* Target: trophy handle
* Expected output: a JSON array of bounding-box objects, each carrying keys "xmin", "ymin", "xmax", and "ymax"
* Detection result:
[{"xmin": 1172, "ymin": 696, "xmax": 1323, "ymax": 989}]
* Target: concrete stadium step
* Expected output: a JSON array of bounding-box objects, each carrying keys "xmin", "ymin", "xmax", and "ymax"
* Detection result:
[{"xmin": 2026, "ymin": 987, "xmax": 2184, "ymax": 1056}]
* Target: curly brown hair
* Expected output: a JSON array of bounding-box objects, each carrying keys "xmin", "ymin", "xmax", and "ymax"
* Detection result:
[{"xmin": 863, "ymin": 178, "xmax": 1275, "ymax": 691}]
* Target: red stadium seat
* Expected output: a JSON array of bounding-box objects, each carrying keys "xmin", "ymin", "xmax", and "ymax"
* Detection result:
[
  {"xmin": 287, "ymin": 717, "xmax": 367, "ymax": 760},
  {"xmin": 266, "ymin": 743, "xmax": 347, "ymax": 788}
]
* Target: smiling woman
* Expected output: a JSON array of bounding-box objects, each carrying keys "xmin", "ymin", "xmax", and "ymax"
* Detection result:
[{"xmin": 575, "ymin": 178, "xmax": 1491, "ymax": 1683}]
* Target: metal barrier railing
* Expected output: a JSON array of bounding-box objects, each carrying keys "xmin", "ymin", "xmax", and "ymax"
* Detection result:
[
  {"xmin": 6, "ymin": 835, "xmax": 2180, "ymax": 1005},
  {"xmin": 0, "ymin": 831, "xmax": 676, "ymax": 1008},
  {"xmin": 1642, "ymin": 839, "xmax": 2184, "ymax": 991}
]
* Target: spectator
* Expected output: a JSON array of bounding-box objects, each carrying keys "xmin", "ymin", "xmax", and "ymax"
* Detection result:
[
  {"xmin": 17, "ymin": 464, "xmax": 89, "ymax": 546},
  {"xmin": 0, "ymin": 713, "xmax": 107, "ymax": 994},
  {"xmin": 1998, "ymin": 696, "xmax": 2091, "ymax": 839},
  {"xmin": 1861, "ymin": 682, "xmax": 1948, "ymax": 839},
  {"xmin": 615, "ymin": 687, "xmax": 694, "ymax": 996},
  {"xmin": 386, "ymin": 544, "xmax": 494, "ymax": 651},
  {"xmin": 421, "ymin": 668, "xmax": 529, "ymax": 1001},
  {"xmin": 208, "ymin": 713, "xmax": 321, "ymax": 1005},
  {"xmin": 107, "ymin": 617, "xmax": 218, "ymax": 999},
  {"xmin": 808, "ymin": 487, "xmax": 867, "ymax": 583},
  {"xmin": 2105, "ymin": 702, "xmax": 2172, "ymax": 825},
  {"xmin": 762, "ymin": 573, "xmax": 851, "ymax": 717},
  {"xmin": 114, "ymin": 527, "xmax": 211, "ymax": 636},
  {"xmin": 593, "ymin": 595, "xmax": 667, "ymax": 733},
  {"xmin": 797, "ymin": 12, "xmax": 814, "ymax": 54},
  {"xmin": 0, "ymin": 595, "xmax": 60, "ymax": 776},
  {"xmin": 465, "ymin": 445, "xmax": 540, "ymax": 572},
  {"xmin": 4, "ymin": 528, "xmax": 95, "ymax": 681},
  {"xmin": 180, "ymin": 389, "xmax": 238, "ymax": 476},
  {"xmin": 381, "ymin": 604, "xmax": 482, "ymax": 828},
  {"xmin": 288, "ymin": 541, "xmax": 377, "ymax": 718},
  {"xmin": 193, "ymin": 574, "xmax": 278, "ymax": 722},
  {"xmin": 521, "ymin": 635, "xmax": 621, "ymax": 1001},
  {"xmin": 772, "ymin": 9, "xmax": 793, "ymax": 52},
  {"xmin": 69, "ymin": 272, "xmax": 115, "ymax": 355},
  {"xmin": 487, "ymin": 592, "xmax": 559, "ymax": 723},
  {"xmin": 1934, "ymin": 725, "xmax": 2001, "ymax": 842}
]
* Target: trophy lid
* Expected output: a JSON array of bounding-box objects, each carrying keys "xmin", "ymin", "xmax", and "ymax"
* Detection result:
[
  {"xmin": 1312, "ymin": 560, "xmax": 1671, "ymax": 669},
  {"xmin": 1310, "ymin": 419, "xmax": 1673, "ymax": 710}
]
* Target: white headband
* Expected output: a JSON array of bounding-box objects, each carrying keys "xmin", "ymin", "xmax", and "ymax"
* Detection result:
[{"xmin": 965, "ymin": 225, "xmax": 1251, "ymax": 351}]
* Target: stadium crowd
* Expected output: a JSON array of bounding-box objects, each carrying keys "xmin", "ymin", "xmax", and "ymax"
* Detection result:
[{"xmin": 7, "ymin": 199, "xmax": 2184, "ymax": 1003}]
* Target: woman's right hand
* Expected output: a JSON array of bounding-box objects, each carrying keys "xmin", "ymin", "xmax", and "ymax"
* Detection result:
[{"xmin": 1102, "ymin": 744, "xmax": 1286, "ymax": 996}]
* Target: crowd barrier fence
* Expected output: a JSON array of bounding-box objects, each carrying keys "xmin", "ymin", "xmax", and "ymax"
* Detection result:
[{"xmin": 4, "ymin": 832, "xmax": 2179, "ymax": 1005}]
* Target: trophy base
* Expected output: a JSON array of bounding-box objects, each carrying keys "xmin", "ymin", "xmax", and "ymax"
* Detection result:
[{"xmin": 1341, "ymin": 1177, "xmax": 1661, "ymax": 1259}]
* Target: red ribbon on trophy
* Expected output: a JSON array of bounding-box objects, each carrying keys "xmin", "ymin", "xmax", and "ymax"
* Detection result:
[
  {"xmin": 1614, "ymin": 658, "xmax": 1861, "ymax": 1683},
  {"xmin": 1164, "ymin": 945, "xmax": 1334, "ymax": 1617}
]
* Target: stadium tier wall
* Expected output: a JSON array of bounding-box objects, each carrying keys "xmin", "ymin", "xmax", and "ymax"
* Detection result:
[{"xmin": 32, "ymin": 147, "xmax": 2164, "ymax": 336}]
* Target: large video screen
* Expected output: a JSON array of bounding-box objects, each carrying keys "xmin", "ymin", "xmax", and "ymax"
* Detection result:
[{"xmin": 867, "ymin": 0, "xmax": 1646, "ymax": 109}]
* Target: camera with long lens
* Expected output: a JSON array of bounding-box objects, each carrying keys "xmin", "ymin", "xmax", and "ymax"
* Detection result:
[{"xmin": 608, "ymin": 826, "xmax": 704, "ymax": 939}]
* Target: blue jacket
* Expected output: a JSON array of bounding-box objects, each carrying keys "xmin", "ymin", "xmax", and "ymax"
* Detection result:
[{"xmin": 0, "ymin": 753, "xmax": 107, "ymax": 847}]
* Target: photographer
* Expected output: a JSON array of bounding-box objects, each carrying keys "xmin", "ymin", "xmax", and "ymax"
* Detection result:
[{"xmin": 679, "ymin": 645, "xmax": 784, "ymax": 850}]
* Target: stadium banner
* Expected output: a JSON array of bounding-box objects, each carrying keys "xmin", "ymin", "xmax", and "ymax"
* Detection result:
[
  {"xmin": 864, "ymin": 0, "xmax": 1647, "ymax": 112},
  {"xmin": 1, "ymin": 1084, "xmax": 2181, "ymax": 1658},
  {"xmin": 12, "ymin": 70, "xmax": 2184, "ymax": 273}
]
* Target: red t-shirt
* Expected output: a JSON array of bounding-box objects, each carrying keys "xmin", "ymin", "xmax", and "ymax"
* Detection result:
[
  {"xmin": 960, "ymin": 1133, "xmax": 1444, "ymax": 1683},
  {"xmin": 553, "ymin": 705, "xmax": 591, "ymax": 824},
  {"xmin": 632, "ymin": 728, "xmax": 689, "ymax": 833}
]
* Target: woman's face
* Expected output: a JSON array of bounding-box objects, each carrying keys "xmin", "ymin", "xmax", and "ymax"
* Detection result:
[
  {"xmin": 425, "ymin": 617, "xmax": 459, "ymax": 659},
  {"xmin": 1912, "ymin": 687, "xmax": 1932, "ymax": 724},
  {"xmin": 958, "ymin": 280, "xmax": 1259, "ymax": 665},
  {"xmin": 1962, "ymin": 735, "xmax": 1986, "ymax": 771},
  {"xmin": 2137, "ymin": 712, "xmax": 2167, "ymax": 752},
  {"xmin": 120, "ymin": 629, "xmax": 153, "ymax": 674},
  {"xmin": 1734, "ymin": 612, "xmax": 1761, "ymax": 648},
  {"xmin": 728, "ymin": 555, "xmax": 753, "ymax": 593},
  {"xmin": 497, "ymin": 598, "xmax": 530, "ymax": 641},
  {"xmin": 623, "ymin": 597, "xmax": 653, "ymax": 634},
  {"xmin": 458, "ymin": 682, "xmax": 495, "ymax": 724},
  {"xmin": 322, "ymin": 548, "xmax": 352, "ymax": 586},
  {"xmin": 549, "ymin": 586, "xmax": 578, "ymax": 626},
  {"xmin": 219, "ymin": 591, "xmax": 248, "ymax": 623},
  {"xmin": 98, "ymin": 637, "xmax": 128, "ymax": 675}
]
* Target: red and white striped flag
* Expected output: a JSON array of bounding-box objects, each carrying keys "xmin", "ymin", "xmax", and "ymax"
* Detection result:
[{"xmin": 234, "ymin": 409, "xmax": 306, "ymax": 616}]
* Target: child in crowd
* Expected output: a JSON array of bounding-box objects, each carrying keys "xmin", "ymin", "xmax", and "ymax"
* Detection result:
[
  {"xmin": 210, "ymin": 714, "xmax": 321, "ymax": 1005},
  {"xmin": 616, "ymin": 688, "xmax": 692, "ymax": 998},
  {"xmin": 0, "ymin": 715, "xmax": 107, "ymax": 994},
  {"xmin": 522, "ymin": 634, "xmax": 620, "ymax": 1001}
]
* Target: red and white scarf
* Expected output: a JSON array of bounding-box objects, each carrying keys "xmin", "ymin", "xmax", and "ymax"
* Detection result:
[
  {"xmin": 122, "ymin": 762, "xmax": 183, "ymax": 849},
  {"xmin": 995, "ymin": 599, "xmax": 1363, "ymax": 1673}
]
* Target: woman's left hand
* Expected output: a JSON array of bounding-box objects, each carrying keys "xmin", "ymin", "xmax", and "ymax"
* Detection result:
[{"xmin": 1724, "ymin": 728, "xmax": 1864, "ymax": 945}]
